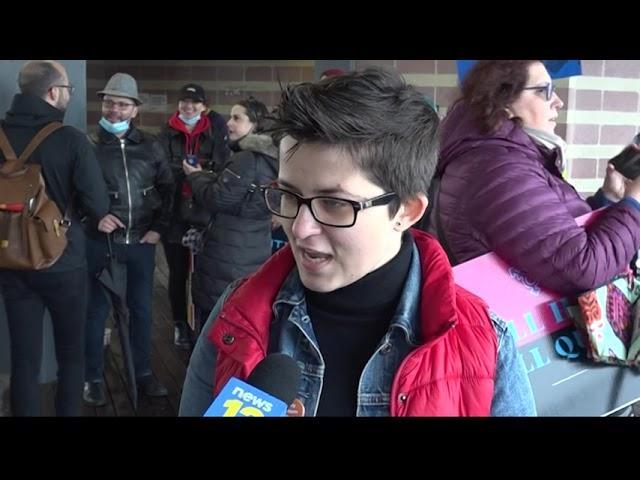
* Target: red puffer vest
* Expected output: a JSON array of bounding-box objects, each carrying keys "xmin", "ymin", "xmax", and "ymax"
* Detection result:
[{"xmin": 208, "ymin": 229, "xmax": 498, "ymax": 416}]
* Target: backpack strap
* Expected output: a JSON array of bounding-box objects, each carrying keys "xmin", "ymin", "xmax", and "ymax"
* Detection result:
[
  {"xmin": 0, "ymin": 125, "xmax": 18, "ymax": 164},
  {"xmin": 0, "ymin": 122, "xmax": 64, "ymax": 175}
]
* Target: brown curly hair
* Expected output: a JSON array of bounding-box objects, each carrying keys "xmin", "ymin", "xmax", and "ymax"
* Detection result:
[{"xmin": 456, "ymin": 60, "xmax": 540, "ymax": 134}]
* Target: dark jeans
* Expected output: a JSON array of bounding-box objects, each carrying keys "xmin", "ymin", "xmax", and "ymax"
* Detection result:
[
  {"xmin": 0, "ymin": 266, "xmax": 88, "ymax": 416},
  {"xmin": 84, "ymin": 235, "xmax": 156, "ymax": 382},
  {"xmin": 161, "ymin": 240, "xmax": 189, "ymax": 326}
]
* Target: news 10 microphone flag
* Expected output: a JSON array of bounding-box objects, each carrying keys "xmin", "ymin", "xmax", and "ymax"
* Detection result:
[{"xmin": 204, "ymin": 377, "xmax": 289, "ymax": 417}]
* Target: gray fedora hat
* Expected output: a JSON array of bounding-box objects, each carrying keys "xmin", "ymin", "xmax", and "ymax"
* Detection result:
[{"xmin": 97, "ymin": 72, "xmax": 142, "ymax": 105}]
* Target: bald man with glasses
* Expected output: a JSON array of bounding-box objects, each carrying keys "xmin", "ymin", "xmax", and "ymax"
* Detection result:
[{"xmin": 0, "ymin": 60, "xmax": 110, "ymax": 416}]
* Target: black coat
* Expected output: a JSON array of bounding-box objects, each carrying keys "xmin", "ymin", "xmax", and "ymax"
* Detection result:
[
  {"xmin": 88, "ymin": 125, "xmax": 174, "ymax": 244},
  {"xmin": 0, "ymin": 94, "xmax": 109, "ymax": 272},
  {"xmin": 188, "ymin": 134, "xmax": 278, "ymax": 312},
  {"xmin": 158, "ymin": 112, "xmax": 231, "ymax": 243}
]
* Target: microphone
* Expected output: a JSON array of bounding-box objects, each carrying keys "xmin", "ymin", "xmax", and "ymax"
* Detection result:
[{"xmin": 204, "ymin": 353, "xmax": 302, "ymax": 417}]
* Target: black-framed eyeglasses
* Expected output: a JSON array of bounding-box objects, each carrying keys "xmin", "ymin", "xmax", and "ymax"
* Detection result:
[
  {"xmin": 262, "ymin": 186, "xmax": 398, "ymax": 228},
  {"xmin": 522, "ymin": 82, "xmax": 556, "ymax": 101},
  {"xmin": 53, "ymin": 84, "xmax": 75, "ymax": 95},
  {"xmin": 102, "ymin": 99, "xmax": 136, "ymax": 109}
]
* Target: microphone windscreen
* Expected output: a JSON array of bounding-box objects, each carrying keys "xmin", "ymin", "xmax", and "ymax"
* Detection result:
[{"xmin": 246, "ymin": 353, "xmax": 302, "ymax": 406}]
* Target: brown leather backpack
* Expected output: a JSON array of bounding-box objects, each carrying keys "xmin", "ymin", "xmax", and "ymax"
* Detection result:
[{"xmin": 0, "ymin": 122, "xmax": 70, "ymax": 270}]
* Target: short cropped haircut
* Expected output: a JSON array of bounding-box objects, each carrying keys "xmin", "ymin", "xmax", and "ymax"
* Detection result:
[{"xmin": 271, "ymin": 67, "xmax": 440, "ymax": 213}]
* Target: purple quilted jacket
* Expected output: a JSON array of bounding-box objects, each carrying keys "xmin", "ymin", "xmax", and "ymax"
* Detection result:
[{"xmin": 435, "ymin": 102, "xmax": 640, "ymax": 295}]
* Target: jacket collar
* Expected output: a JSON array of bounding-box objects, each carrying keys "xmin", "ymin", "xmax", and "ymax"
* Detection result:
[
  {"xmin": 237, "ymin": 133, "xmax": 278, "ymax": 159},
  {"xmin": 3, "ymin": 93, "xmax": 65, "ymax": 127},
  {"xmin": 97, "ymin": 123, "xmax": 143, "ymax": 144},
  {"xmin": 213, "ymin": 228, "xmax": 465, "ymax": 353}
]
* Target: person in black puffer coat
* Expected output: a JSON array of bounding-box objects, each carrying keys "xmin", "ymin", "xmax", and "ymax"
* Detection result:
[
  {"xmin": 182, "ymin": 97, "xmax": 278, "ymax": 334},
  {"xmin": 158, "ymin": 84, "xmax": 230, "ymax": 350}
]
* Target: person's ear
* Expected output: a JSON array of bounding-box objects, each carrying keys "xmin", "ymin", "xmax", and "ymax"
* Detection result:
[
  {"xmin": 393, "ymin": 193, "xmax": 428, "ymax": 232},
  {"xmin": 47, "ymin": 85, "xmax": 59, "ymax": 103}
]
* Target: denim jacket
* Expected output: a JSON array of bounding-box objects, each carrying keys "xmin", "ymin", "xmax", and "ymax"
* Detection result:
[{"xmin": 179, "ymin": 242, "xmax": 537, "ymax": 416}]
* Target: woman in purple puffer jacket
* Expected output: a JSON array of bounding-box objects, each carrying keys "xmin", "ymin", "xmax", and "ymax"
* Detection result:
[{"xmin": 433, "ymin": 60, "xmax": 640, "ymax": 295}]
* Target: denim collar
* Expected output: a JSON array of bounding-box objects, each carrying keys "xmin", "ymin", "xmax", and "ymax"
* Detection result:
[{"xmin": 272, "ymin": 239, "xmax": 422, "ymax": 347}]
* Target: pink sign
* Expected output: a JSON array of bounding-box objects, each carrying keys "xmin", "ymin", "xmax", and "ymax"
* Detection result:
[{"xmin": 452, "ymin": 210, "xmax": 602, "ymax": 346}]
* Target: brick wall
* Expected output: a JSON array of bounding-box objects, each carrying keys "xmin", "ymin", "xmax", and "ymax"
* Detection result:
[
  {"xmin": 564, "ymin": 60, "xmax": 640, "ymax": 194},
  {"xmin": 355, "ymin": 60, "xmax": 640, "ymax": 195},
  {"xmin": 86, "ymin": 60, "xmax": 315, "ymax": 134},
  {"xmin": 87, "ymin": 59, "xmax": 640, "ymax": 195}
]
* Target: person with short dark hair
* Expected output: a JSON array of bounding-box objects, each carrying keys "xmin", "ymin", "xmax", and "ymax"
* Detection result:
[
  {"xmin": 0, "ymin": 60, "xmax": 109, "ymax": 416},
  {"xmin": 179, "ymin": 68, "xmax": 535, "ymax": 417}
]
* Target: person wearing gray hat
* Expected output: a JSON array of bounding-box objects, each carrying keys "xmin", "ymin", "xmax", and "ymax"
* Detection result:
[
  {"xmin": 96, "ymin": 72, "xmax": 142, "ymax": 105},
  {"xmin": 83, "ymin": 72, "xmax": 175, "ymax": 406}
]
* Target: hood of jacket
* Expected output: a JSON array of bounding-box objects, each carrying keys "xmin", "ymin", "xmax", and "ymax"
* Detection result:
[
  {"xmin": 3, "ymin": 93, "xmax": 65, "ymax": 128},
  {"xmin": 238, "ymin": 133, "xmax": 278, "ymax": 159}
]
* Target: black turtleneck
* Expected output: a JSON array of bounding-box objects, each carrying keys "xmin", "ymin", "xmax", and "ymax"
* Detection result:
[{"xmin": 306, "ymin": 233, "xmax": 413, "ymax": 416}]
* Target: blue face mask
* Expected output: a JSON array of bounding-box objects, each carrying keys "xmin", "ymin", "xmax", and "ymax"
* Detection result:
[
  {"xmin": 99, "ymin": 117, "xmax": 130, "ymax": 135},
  {"xmin": 179, "ymin": 113, "xmax": 201, "ymax": 126}
]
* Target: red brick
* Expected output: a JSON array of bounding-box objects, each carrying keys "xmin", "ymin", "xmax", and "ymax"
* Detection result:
[
  {"xmin": 86, "ymin": 62, "xmax": 105, "ymax": 80},
  {"xmin": 571, "ymin": 158, "xmax": 597, "ymax": 178},
  {"xmin": 138, "ymin": 112, "xmax": 166, "ymax": 128},
  {"xmin": 191, "ymin": 66, "xmax": 217, "ymax": 82},
  {"xmin": 274, "ymin": 67, "xmax": 301, "ymax": 82},
  {"xmin": 569, "ymin": 124, "xmax": 599, "ymax": 144},
  {"xmin": 574, "ymin": 89, "xmax": 602, "ymax": 110},
  {"xmin": 245, "ymin": 67, "xmax": 272, "ymax": 81},
  {"xmin": 301, "ymin": 67, "xmax": 315, "ymax": 82},
  {"xmin": 437, "ymin": 60, "xmax": 457, "ymax": 74},
  {"xmin": 355, "ymin": 60, "xmax": 395, "ymax": 69},
  {"xmin": 604, "ymin": 60, "xmax": 640, "ymax": 79},
  {"xmin": 165, "ymin": 65, "xmax": 192, "ymax": 81},
  {"xmin": 216, "ymin": 91, "xmax": 245, "ymax": 106},
  {"xmin": 600, "ymin": 125, "xmax": 637, "ymax": 145},
  {"xmin": 597, "ymin": 158, "xmax": 609, "ymax": 178},
  {"xmin": 603, "ymin": 91, "xmax": 639, "ymax": 112},
  {"xmin": 435, "ymin": 86, "xmax": 460, "ymax": 108},
  {"xmin": 86, "ymin": 111, "xmax": 101, "ymax": 125},
  {"xmin": 581, "ymin": 60, "xmax": 603, "ymax": 76},
  {"xmin": 216, "ymin": 66, "xmax": 244, "ymax": 81},
  {"xmin": 136, "ymin": 65, "xmax": 165, "ymax": 80},
  {"xmin": 166, "ymin": 92, "xmax": 180, "ymax": 106},
  {"xmin": 396, "ymin": 60, "xmax": 435, "ymax": 74}
]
